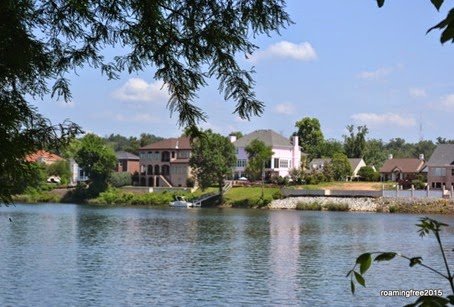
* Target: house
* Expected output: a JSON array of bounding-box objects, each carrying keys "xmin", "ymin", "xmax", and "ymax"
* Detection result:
[
  {"xmin": 138, "ymin": 137, "xmax": 193, "ymax": 187},
  {"xmin": 231, "ymin": 129, "xmax": 301, "ymax": 179},
  {"xmin": 115, "ymin": 151, "xmax": 140, "ymax": 174},
  {"xmin": 69, "ymin": 158, "xmax": 89, "ymax": 186},
  {"xmin": 308, "ymin": 158, "xmax": 367, "ymax": 180},
  {"xmin": 26, "ymin": 150, "xmax": 64, "ymax": 165},
  {"xmin": 379, "ymin": 155, "xmax": 425, "ymax": 182},
  {"xmin": 425, "ymin": 144, "xmax": 454, "ymax": 190}
]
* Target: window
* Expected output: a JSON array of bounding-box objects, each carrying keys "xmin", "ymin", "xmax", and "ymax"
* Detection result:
[
  {"xmin": 178, "ymin": 150, "xmax": 190, "ymax": 159},
  {"xmin": 154, "ymin": 151, "xmax": 160, "ymax": 160},
  {"xmin": 148, "ymin": 151, "xmax": 153, "ymax": 160},
  {"xmin": 431, "ymin": 167, "xmax": 446, "ymax": 176},
  {"xmin": 236, "ymin": 159, "xmax": 247, "ymax": 167},
  {"xmin": 451, "ymin": 168, "xmax": 454, "ymax": 176},
  {"xmin": 279, "ymin": 159, "xmax": 289, "ymax": 168},
  {"xmin": 274, "ymin": 158, "xmax": 279, "ymax": 169}
]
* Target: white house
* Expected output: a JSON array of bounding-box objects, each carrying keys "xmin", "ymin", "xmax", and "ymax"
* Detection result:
[
  {"xmin": 69, "ymin": 158, "xmax": 89, "ymax": 186},
  {"xmin": 231, "ymin": 129, "xmax": 301, "ymax": 179}
]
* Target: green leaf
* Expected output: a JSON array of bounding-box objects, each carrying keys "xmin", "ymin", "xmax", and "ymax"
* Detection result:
[
  {"xmin": 374, "ymin": 252, "xmax": 397, "ymax": 262},
  {"xmin": 354, "ymin": 271, "xmax": 366, "ymax": 287},
  {"xmin": 409, "ymin": 256, "xmax": 423, "ymax": 267},
  {"xmin": 376, "ymin": 0, "xmax": 385, "ymax": 8},
  {"xmin": 346, "ymin": 269, "xmax": 353, "ymax": 278},
  {"xmin": 356, "ymin": 253, "xmax": 372, "ymax": 274},
  {"xmin": 350, "ymin": 280, "xmax": 355, "ymax": 295},
  {"xmin": 431, "ymin": 0, "xmax": 444, "ymax": 11}
]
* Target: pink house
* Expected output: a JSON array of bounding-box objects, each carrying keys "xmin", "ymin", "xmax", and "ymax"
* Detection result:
[{"xmin": 231, "ymin": 129, "xmax": 301, "ymax": 179}]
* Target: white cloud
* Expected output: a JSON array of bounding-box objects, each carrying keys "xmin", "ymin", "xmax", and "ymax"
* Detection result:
[
  {"xmin": 274, "ymin": 103, "xmax": 296, "ymax": 115},
  {"xmin": 409, "ymin": 87, "xmax": 427, "ymax": 98},
  {"xmin": 249, "ymin": 41, "xmax": 317, "ymax": 63},
  {"xmin": 351, "ymin": 112, "xmax": 416, "ymax": 128},
  {"xmin": 357, "ymin": 64, "xmax": 404, "ymax": 80},
  {"xmin": 112, "ymin": 78, "xmax": 169, "ymax": 104},
  {"xmin": 440, "ymin": 94, "xmax": 454, "ymax": 110}
]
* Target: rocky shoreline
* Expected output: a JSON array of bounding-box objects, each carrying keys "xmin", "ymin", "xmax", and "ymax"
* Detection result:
[{"xmin": 269, "ymin": 196, "xmax": 454, "ymax": 214}]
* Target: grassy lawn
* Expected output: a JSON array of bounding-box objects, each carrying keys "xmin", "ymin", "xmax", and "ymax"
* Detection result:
[{"xmin": 224, "ymin": 186, "xmax": 280, "ymax": 204}]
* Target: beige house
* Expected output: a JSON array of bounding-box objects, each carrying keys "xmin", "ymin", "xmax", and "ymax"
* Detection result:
[
  {"xmin": 138, "ymin": 137, "xmax": 192, "ymax": 187},
  {"xmin": 379, "ymin": 156, "xmax": 425, "ymax": 182}
]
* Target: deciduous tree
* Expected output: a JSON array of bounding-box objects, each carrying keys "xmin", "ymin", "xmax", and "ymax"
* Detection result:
[
  {"xmin": 75, "ymin": 134, "xmax": 117, "ymax": 197},
  {"xmin": 343, "ymin": 125, "xmax": 368, "ymax": 159},
  {"xmin": 245, "ymin": 139, "xmax": 273, "ymax": 199},
  {"xmin": 0, "ymin": 0, "xmax": 291, "ymax": 203},
  {"xmin": 294, "ymin": 117, "xmax": 324, "ymax": 159},
  {"xmin": 190, "ymin": 130, "xmax": 236, "ymax": 203}
]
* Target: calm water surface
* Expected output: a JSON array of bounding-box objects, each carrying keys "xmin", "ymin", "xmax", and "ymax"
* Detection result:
[{"xmin": 1, "ymin": 203, "xmax": 454, "ymax": 306}]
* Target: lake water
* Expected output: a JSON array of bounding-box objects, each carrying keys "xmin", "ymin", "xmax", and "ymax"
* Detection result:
[{"xmin": 1, "ymin": 203, "xmax": 454, "ymax": 306}]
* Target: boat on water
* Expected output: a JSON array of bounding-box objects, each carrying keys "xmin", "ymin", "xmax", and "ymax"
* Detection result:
[{"xmin": 169, "ymin": 196, "xmax": 201, "ymax": 208}]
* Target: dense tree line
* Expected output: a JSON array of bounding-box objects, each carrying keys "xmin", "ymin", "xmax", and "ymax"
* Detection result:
[{"xmin": 293, "ymin": 117, "xmax": 453, "ymax": 169}]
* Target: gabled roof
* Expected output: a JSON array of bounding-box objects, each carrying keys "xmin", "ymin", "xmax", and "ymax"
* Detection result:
[
  {"xmin": 26, "ymin": 150, "xmax": 64, "ymax": 163},
  {"xmin": 379, "ymin": 158, "xmax": 425, "ymax": 173},
  {"xmin": 233, "ymin": 129, "xmax": 292, "ymax": 148},
  {"xmin": 349, "ymin": 158, "xmax": 364, "ymax": 171},
  {"xmin": 426, "ymin": 144, "xmax": 454, "ymax": 166},
  {"xmin": 115, "ymin": 151, "xmax": 139, "ymax": 160},
  {"xmin": 140, "ymin": 137, "xmax": 191, "ymax": 150}
]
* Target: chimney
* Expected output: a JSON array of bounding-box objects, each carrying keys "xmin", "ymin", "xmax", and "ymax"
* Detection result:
[
  {"xmin": 419, "ymin": 153, "xmax": 424, "ymax": 161},
  {"xmin": 388, "ymin": 154, "xmax": 393, "ymax": 160},
  {"xmin": 229, "ymin": 135, "xmax": 237, "ymax": 143}
]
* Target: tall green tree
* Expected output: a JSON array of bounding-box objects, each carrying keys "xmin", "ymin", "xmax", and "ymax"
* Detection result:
[
  {"xmin": 190, "ymin": 130, "xmax": 236, "ymax": 203},
  {"xmin": 294, "ymin": 117, "xmax": 324, "ymax": 159},
  {"xmin": 75, "ymin": 134, "xmax": 117, "ymax": 197},
  {"xmin": 363, "ymin": 138, "xmax": 387, "ymax": 168},
  {"xmin": 343, "ymin": 125, "xmax": 369, "ymax": 158},
  {"xmin": 0, "ymin": 0, "xmax": 290, "ymax": 203},
  {"xmin": 245, "ymin": 139, "xmax": 273, "ymax": 199},
  {"xmin": 312, "ymin": 138, "xmax": 344, "ymax": 159},
  {"xmin": 330, "ymin": 153, "xmax": 352, "ymax": 181}
]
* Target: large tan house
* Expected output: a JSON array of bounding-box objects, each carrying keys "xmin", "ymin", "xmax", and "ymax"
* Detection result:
[{"xmin": 138, "ymin": 137, "xmax": 192, "ymax": 187}]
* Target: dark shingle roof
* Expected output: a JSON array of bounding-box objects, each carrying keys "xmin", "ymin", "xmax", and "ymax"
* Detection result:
[
  {"xmin": 379, "ymin": 158, "xmax": 425, "ymax": 173},
  {"xmin": 140, "ymin": 137, "xmax": 191, "ymax": 150},
  {"xmin": 426, "ymin": 144, "xmax": 454, "ymax": 166},
  {"xmin": 115, "ymin": 151, "xmax": 139, "ymax": 160},
  {"xmin": 233, "ymin": 129, "xmax": 292, "ymax": 148}
]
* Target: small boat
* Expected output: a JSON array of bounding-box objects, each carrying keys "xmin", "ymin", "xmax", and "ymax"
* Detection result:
[{"xmin": 169, "ymin": 196, "xmax": 201, "ymax": 208}]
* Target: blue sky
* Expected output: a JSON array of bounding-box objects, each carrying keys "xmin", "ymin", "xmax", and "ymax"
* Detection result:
[{"xmin": 33, "ymin": 1, "xmax": 454, "ymax": 143}]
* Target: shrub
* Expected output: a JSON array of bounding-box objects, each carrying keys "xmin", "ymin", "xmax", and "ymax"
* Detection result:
[
  {"xmin": 324, "ymin": 202, "xmax": 349, "ymax": 211},
  {"xmin": 186, "ymin": 177, "xmax": 195, "ymax": 188},
  {"xmin": 296, "ymin": 201, "xmax": 322, "ymax": 211},
  {"xmin": 108, "ymin": 172, "xmax": 132, "ymax": 187}
]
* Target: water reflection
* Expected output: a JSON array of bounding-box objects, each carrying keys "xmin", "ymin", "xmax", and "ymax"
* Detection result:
[{"xmin": 0, "ymin": 204, "xmax": 453, "ymax": 306}]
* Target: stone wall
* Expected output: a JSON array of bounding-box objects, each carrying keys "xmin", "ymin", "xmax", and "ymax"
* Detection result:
[{"xmin": 269, "ymin": 197, "xmax": 383, "ymax": 212}]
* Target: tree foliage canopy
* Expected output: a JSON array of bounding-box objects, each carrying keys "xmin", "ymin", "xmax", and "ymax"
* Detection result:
[
  {"xmin": 294, "ymin": 117, "xmax": 324, "ymax": 158},
  {"xmin": 244, "ymin": 139, "xmax": 273, "ymax": 181},
  {"xmin": 75, "ymin": 134, "xmax": 117, "ymax": 197},
  {"xmin": 189, "ymin": 130, "xmax": 236, "ymax": 202}
]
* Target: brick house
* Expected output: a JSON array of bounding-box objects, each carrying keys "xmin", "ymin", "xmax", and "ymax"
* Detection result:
[
  {"xmin": 379, "ymin": 155, "xmax": 425, "ymax": 182},
  {"xmin": 115, "ymin": 151, "xmax": 140, "ymax": 174},
  {"xmin": 425, "ymin": 144, "xmax": 454, "ymax": 189},
  {"xmin": 138, "ymin": 137, "xmax": 192, "ymax": 187}
]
